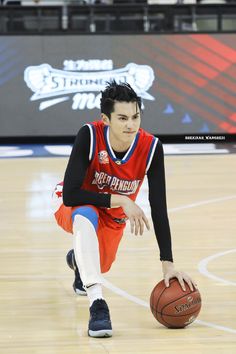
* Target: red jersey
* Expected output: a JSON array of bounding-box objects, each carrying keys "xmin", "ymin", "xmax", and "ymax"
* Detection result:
[{"xmin": 82, "ymin": 121, "xmax": 158, "ymax": 219}]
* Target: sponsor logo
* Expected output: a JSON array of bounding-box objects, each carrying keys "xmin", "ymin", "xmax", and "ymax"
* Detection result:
[
  {"xmin": 174, "ymin": 296, "xmax": 201, "ymax": 314},
  {"xmin": 24, "ymin": 60, "xmax": 155, "ymax": 111},
  {"xmin": 98, "ymin": 150, "xmax": 109, "ymax": 164},
  {"xmin": 92, "ymin": 171, "xmax": 141, "ymax": 195}
]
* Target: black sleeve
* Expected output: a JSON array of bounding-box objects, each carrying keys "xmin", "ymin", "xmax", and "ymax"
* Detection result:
[
  {"xmin": 147, "ymin": 139, "xmax": 173, "ymax": 262},
  {"xmin": 63, "ymin": 125, "xmax": 111, "ymax": 208}
]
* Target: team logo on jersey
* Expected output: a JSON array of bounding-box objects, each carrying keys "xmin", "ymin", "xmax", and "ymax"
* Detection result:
[
  {"xmin": 92, "ymin": 171, "xmax": 141, "ymax": 195},
  {"xmin": 98, "ymin": 150, "xmax": 109, "ymax": 164}
]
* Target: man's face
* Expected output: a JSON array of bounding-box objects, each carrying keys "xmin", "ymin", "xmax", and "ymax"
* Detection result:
[{"xmin": 102, "ymin": 101, "xmax": 141, "ymax": 147}]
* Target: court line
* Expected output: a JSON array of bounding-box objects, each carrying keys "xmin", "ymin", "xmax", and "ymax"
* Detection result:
[
  {"xmin": 102, "ymin": 278, "xmax": 236, "ymax": 334},
  {"xmin": 168, "ymin": 194, "xmax": 236, "ymax": 213},
  {"xmin": 103, "ymin": 194, "xmax": 236, "ymax": 335},
  {"xmin": 138, "ymin": 193, "xmax": 236, "ymax": 216},
  {"xmin": 198, "ymin": 249, "xmax": 236, "ymax": 286}
]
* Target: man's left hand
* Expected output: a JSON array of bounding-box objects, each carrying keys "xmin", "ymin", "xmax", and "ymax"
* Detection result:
[{"xmin": 162, "ymin": 261, "xmax": 197, "ymax": 292}]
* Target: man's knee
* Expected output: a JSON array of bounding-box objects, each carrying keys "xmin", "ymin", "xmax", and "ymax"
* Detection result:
[{"xmin": 72, "ymin": 205, "xmax": 99, "ymax": 231}]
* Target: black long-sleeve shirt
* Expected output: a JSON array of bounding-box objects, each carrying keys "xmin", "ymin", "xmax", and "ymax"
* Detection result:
[{"xmin": 63, "ymin": 125, "xmax": 173, "ymax": 262}]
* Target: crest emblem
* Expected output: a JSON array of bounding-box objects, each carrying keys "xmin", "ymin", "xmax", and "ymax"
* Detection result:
[{"xmin": 98, "ymin": 150, "xmax": 109, "ymax": 164}]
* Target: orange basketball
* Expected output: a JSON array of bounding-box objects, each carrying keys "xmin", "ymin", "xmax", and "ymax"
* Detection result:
[{"xmin": 150, "ymin": 278, "xmax": 202, "ymax": 328}]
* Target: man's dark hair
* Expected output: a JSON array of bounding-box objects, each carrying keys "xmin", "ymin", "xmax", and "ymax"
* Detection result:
[{"xmin": 100, "ymin": 80, "xmax": 142, "ymax": 119}]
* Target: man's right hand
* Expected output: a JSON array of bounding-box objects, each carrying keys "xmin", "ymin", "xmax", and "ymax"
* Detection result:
[{"xmin": 111, "ymin": 195, "xmax": 150, "ymax": 236}]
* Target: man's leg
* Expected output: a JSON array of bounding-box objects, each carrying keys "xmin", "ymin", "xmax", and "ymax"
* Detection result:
[
  {"xmin": 72, "ymin": 207, "xmax": 102, "ymax": 288},
  {"xmin": 53, "ymin": 195, "xmax": 121, "ymax": 338},
  {"xmin": 72, "ymin": 206, "xmax": 112, "ymax": 338}
]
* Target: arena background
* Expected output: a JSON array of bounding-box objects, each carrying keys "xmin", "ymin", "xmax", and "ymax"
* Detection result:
[{"xmin": 1, "ymin": 33, "xmax": 236, "ymax": 140}]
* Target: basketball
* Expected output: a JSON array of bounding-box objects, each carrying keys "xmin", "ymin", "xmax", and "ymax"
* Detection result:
[{"xmin": 150, "ymin": 278, "xmax": 202, "ymax": 328}]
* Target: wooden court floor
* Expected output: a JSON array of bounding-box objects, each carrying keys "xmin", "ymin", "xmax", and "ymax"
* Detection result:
[{"xmin": 0, "ymin": 153, "xmax": 236, "ymax": 354}]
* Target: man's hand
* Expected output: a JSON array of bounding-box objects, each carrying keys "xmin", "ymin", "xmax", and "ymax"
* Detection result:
[
  {"xmin": 111, "ymin": 195, "xmax": 150, "ymax": 235},
  {"xmin": 162, "ymin": 261, "xmax": 197, "ymax": 292}
]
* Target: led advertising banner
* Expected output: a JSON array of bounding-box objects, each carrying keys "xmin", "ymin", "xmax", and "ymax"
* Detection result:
[{"xmin": 0, "ymin": 34, "xmax": 236, "ymax": 137}]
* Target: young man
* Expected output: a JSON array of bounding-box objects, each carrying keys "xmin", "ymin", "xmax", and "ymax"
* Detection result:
[{"xmin": 52, "ymin": 81, "xmax": 197, "ymax": 338}]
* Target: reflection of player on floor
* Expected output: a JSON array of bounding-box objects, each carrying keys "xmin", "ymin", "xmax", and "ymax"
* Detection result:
[{"xmin": 52, "ymin": 81, "xmax": 197, "ymax": 338}]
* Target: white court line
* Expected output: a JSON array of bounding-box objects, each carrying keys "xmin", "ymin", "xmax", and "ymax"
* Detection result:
[
  {"xmin": 198, "ymin": 249, "xmax": 236, "ymax": 286},
  {"xmin": 168, "ymin": 195, "xmax": 236, "ymax": 213},
  {"xmin": 103, "ymin": 278, "xmax": 149, "ymax": 309},
  {"xmin": 103, "ymin": 194, "xmax": 236, "ymax": 335}
]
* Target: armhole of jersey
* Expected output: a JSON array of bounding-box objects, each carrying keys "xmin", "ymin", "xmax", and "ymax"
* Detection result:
[
  {"xmin": 146, "ymin": 137, "xmax": 158, "ymax": 173},
  {"xmin": 84, "ymin": 124, "xmax": 96, "ymax": 161}
]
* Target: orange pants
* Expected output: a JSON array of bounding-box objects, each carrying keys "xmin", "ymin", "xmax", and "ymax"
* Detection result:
[{"xmin": 54, "ymin": 204, "xmax": 126, "ymax": 273}]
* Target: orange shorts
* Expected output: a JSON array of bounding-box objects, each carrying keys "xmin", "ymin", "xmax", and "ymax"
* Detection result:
[{"xmin": 54, "ymin": 204, "xmax": 126, "ymax": 273}]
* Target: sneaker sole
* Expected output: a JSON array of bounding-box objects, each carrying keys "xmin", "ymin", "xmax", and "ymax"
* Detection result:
[
  {"xmin": 74, "ymin": 288, "xmax": 87, "ymax": 296},
  {"xmin": 88, "ymin": 329, "xmax": 113, "ymax": 338}
]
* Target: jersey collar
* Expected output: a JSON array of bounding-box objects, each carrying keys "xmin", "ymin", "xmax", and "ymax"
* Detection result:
[{"xmin": 104, "ymin": 125, "xmax": 140, "ymax": 165}]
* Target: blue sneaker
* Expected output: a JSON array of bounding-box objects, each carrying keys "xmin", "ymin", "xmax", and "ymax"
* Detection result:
[
  {"xmin": 66, "ymin": 249, "xmax": 87, "ymax": 296},
  {"xmin": 88, "ymin": 299, "xmax": 113, "ymax": 338}
]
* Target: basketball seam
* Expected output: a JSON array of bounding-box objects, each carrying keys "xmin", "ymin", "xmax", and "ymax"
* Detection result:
[
  {"xmin": 155, "ymin": 284, "xmax": 168, "ymax": 320},
  {"xmin": 153, "ymin": 279, "xmax": 176, "ymax": 321},
  {"xmin": 160, "ymin": 313, "xmax": 172, "ymax": 328},
  {"xmin": 155, "ymin": 278, "xmax": 176, "ymax": 313},
  {"xmin": 156, "ymin": 308, "xmax": 201, "ymax": 318},
  {"xmin": 161, "ymin": 290, "xmax": 201, "ymax": 314},
  {"xmin": 161, "ymin": 308, "xmax": 201, "ymax": 328},
  {"xmin": 155, "ymin": 314, "xmax": 170, "ymax": 327}
]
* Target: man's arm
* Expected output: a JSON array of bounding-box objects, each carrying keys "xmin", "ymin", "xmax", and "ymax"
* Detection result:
[
  {"xmin": 147, "ymin": 139, "xmax": 173, "ymax": 262},
  {"xmin": 147, "ymin": 140, "xmax": 197, "ymax": 291},
  {"xmin": 63, "ymin": 125, "xmax": 111, "ymax": 207}
]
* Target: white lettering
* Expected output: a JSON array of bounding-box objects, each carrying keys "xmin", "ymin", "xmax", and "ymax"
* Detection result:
[
  {"xmin": 24, "ymin": 62, "xmax": 155, "ymax": 109},
  {"xmin": 110, "ymin": 176, "xmax": 117, "ymax": 190},
  {"xmin": 63, "ymin": 59, "xmax": 113, "ymax": 71},
  {"xmin": 72, "ymin": 93, "xmax": 100, "ymax": 110},
  {"xmin": 107, "ymin": 176, "xmax": 112, "ymax": 185},
  {"xmin": 92, "ymin": 171, "xmax": 141, "ymax": 195}
]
